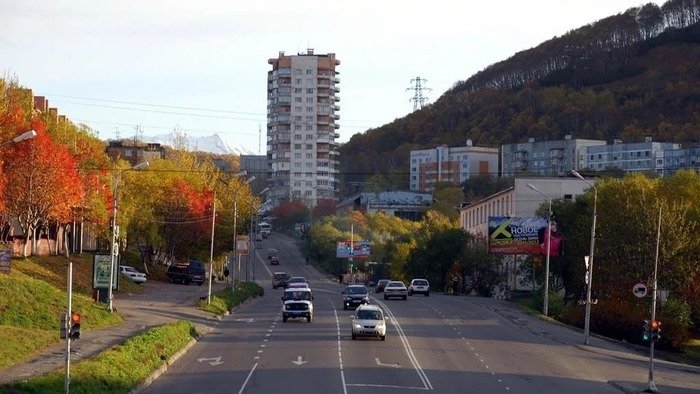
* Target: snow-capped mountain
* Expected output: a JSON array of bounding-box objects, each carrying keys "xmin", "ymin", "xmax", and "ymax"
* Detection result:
[{"xmin": 143, "ymin": 132, "xmax": 254, "ymax": 155}]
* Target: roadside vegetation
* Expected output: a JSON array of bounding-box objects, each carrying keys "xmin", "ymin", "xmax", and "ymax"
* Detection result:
[
  {"xmin": 286, "ymin": 173, "xmax": 700, "ymax": 356},
  {"xmin": 0, "ymin": 255, "xmax": 136, "ymax": 370},
  {"xmin": 3, "ymin": 320, "xmax": 196, "ymax": 394},
  {"xmin": 198, "ymin": 282, "xmax": 264, "ymax": 315}
]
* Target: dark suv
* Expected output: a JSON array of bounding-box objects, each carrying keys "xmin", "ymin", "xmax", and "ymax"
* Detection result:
[
  {"xmin": 272, "ymin": 272, "xmax": 290, "ymax": 289},
  {"xmin": 342, "ymin": 284, "xmax": 370, "ymax": 310},
  {"xmin": 166, "ymin": 259, "xmax": 206, "ymax": 285}
]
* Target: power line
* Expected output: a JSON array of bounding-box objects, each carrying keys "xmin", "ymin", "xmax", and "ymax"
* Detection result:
[{"xmin": 406, "ymin": 76, "xmax": 432, "ymax": 111}]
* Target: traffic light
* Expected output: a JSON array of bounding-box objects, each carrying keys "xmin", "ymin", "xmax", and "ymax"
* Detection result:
[
  {"xmin": 60, "ymin": 313, "xmax": 68, "ymax": 339},
  {"xmin": 651, "ymin": 320, "xmax": 661, "ymax": 342},
  {"xmin": 69, "ymin": 312, "xmax": 81, "ymax": 340},
  {"xmin": 642, "ymin": 319, "xmax": 651, "ymax": 341}
]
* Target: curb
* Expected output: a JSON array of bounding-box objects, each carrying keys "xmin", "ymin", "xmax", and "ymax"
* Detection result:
[
  {"xmin": 608, "ymin": 380, "xmax": 637, "ymax": 393},
  {"xmin": 129, "ymin": 338, "xmax": 197, "ymax": 394}
]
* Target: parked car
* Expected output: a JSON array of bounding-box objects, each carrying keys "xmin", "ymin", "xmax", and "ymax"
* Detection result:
[
  {"xmin": 408, "ymin": 278, "xmax": 430, "ymax": 297},
  {"xmin": 120, "ymin": 265, "xmax": 147, "ymax": 284},
  {"xmin": 166, "ymin": 259, "xmax": 206, "ymax": 285},
  {"xmin": 383, "ymin": 281, "xmax": 408, "ymax": 300},
  {"xmin": 342, "ymin": 284, "xmax": 370, "ymax": 310},
  {"xmin": 375, "ymin": 279, "xmax": 390, "ymax": 293},
  {"xmin": 272, "ymin": 272, "xmax": 290, "ymax": 289},
  {"xmin": 281, "ymin": 287, "xmax": 314, "ymax": 323},
  {"xmin": 351, "ymin": 304, "xmax": 387, "ymax": 341}
]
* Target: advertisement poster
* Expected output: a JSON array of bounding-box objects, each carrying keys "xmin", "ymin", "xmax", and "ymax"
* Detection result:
[
  {"xmin": 93, "ymin": 254, "xmax": 118, "ymax": 289},
  {"xmin": 488, "ymin": 216, "xmax": 563, "ymax": 256},
  {"xmin": 336, "ymin": 240, "xmax": 371, "ymax": 259}
]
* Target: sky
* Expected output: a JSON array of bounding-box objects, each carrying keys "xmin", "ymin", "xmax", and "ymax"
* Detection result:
[{"xmin": 1, "ymin": 0, "xmax": 665, "ymax": 155}]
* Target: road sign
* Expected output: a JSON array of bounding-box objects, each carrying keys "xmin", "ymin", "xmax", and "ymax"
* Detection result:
[
  {"xmin": 584, "ymin": 255, "xmax": 589, "ymax": 270},
  {"xmin": 633, "ymin": 283, "xmax": 648, "ymax": 298},
  {"xmin": 235, "ymin": 235, "xmax": 249, "ymax": 254}
]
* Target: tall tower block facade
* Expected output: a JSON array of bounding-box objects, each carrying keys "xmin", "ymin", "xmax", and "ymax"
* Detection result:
[{"xmin": 267, "ymin": 49, "xmax": 340, "ymax": 207}]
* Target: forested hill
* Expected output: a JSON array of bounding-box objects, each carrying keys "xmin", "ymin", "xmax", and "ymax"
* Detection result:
[{"xmin": 338, "ymin": 0, "xmax": 700, "ymax": 195}]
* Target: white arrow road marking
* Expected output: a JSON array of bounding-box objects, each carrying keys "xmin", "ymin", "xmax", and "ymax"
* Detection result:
[
  {"xmin": 234, "ymin": 318, "xmax": 254, "ymax": 323},
  {"xmin": 374, "ymin": 357, "xmax": 401, "ymax": 368},
  {"xmin": 198, "ymin": 356, "xmax": 224, "ymax": 366},
  {"xmin": 292, "ymin": 356, "xmax": 307, "ymax": 365}
]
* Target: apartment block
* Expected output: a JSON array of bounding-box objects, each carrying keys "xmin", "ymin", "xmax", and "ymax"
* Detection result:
[
  {"xmin": 410, "ymin": 143, "xmax": 499, "ymax": 192},
  {"xmin": 501, "ymin": 136, "xmax": 606, "ymax": 177},
  {"xmin": 267, "ymin": 49, "xmax": 340, "ymax": 207},
  {"xmin": 582, "ymin": 137, "xmax": 682, "ymax": 174}
]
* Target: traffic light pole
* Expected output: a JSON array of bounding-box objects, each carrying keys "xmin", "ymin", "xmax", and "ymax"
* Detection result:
[
  {"xmin": 65, "ymin": 262, "xmax": 72, "ymax": 394},
  {"xmin": 647, "ymin": 206, "xmax": 662, "ymax": 393}
]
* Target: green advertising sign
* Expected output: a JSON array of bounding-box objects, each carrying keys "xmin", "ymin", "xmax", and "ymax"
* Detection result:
[{"xmin": 93, "ymin": 254, "xmax": 118, "ymax": 290}]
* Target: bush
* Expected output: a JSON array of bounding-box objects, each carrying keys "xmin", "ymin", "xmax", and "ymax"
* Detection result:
[
  {"xmin": 658, "ymin": 298, "xmax": 693, "ymax": 349},
  {"xmin": 524, "ymin": 289, "xmax": 566, "ymax": 319},
  {"xmin": 198, "ymin": 282, "xmax": 264, "ymax": 315}
]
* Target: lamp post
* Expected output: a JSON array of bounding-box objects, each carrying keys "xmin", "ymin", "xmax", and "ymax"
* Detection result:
[
  {"xmin": 246, "ymin": 188, "xmax": 268, "ymax": 282},
  {"xmin": 0, "ymin": 129, "xmax": 37, "ymax": 148},
  {"xmin": 571, "ymin": 169, "xmax": 598, "ymax": 345},
  {"xmin": 231, "ymin": 175, "xmax": 255, "ymax": 288},
  {"xmin": 527, "ymin": 183, "xmax": 552, "ymax": 316},
  {"xmin": 108, "ymin": 161, "xmax": 149, "ymax": 313}
]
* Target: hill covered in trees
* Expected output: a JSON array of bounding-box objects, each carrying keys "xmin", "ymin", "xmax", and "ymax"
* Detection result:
[{"xmin": 339, "ymin": 0, "xmax": 700, "ymax": 196}]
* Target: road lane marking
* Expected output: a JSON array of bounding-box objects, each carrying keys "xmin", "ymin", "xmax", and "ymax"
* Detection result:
[
  {"xmin": 237, "ymin": 363, "xmax": 258, "ymax": 394},
  {"xmin": 375, "ymin": 357, "xmax": 401, "ymax": 368},
  {"xmin": 345, "ymin": 383, "xmax": 429, "ymax": 390},
  {"xmin": 374, "ymin": 298, "xmax": 433, "ymax": 390},
  {"xmin": 330, "ymin": 298, "xmax": 348, "ymax": 394}
]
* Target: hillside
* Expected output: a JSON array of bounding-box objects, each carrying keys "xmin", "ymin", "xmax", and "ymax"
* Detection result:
[{"xmin": 338, "ymin": 0, "xmax": 700, "ymax": 195}]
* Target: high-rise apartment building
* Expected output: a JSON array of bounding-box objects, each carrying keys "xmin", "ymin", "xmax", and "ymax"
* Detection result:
[{"xmin": 266, "ymin": 49, "xmax": 340, "ymax": 207}]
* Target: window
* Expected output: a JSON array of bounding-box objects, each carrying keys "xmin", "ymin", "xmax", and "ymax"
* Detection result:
[
  {"xmin": 294, "ymin": 143, "xmax": 302, "ymax": 149},
  {"xmin": 306, "ymin": 134, "xmax": 314, "ymax": 139},
  {"xmin": 294, "ymin": 162, "xmax": 301, "ymax": 168},
  {"xmin": 306, "ymin": 153, "xmax": 312, "ymax": 159},
  {"xmin": 306, "ymin": 116, "xmax": 313, "ymax": 122},
  {"xmin": 295, "ymin": 78, "xmax": 302, "ymax": 84},
  {"xmin": 294, "ymin": 106, "xmax": 302, "ymax": 112},
  {"xmin": 306, "ymin": 97, "xmax": 314, "ymax": 103},
  {"xmin": 294, "ymin": 125, "xmax": 301, "ymax": 130},
  {"xmin": 306, "ymin": 69, "xmax": 314, "ymax": 75},
  {"xmin": 306, "ymin": 144, "xmax": 313, "ymax": 149},
  {"xmin": 306, "ymin": 88, "xmax": 314, "ymax": 94},
  {"xmin": 294, "ymin": 135, "xmax": 301, "ymax": 140},
  {"xmin": 305, "ymin": 162, "xmax": 312, "ymax": 168},
  {"xmin": 294, "ymin": 88, "xmax": 302, "ymax": 93},
  {"xmin": 294, "ymin": 153, "xmax": 301, "ymax": 159},
  {"xmin": 295, "ymin": 116, "xmax": 302, "ymax": 121},
  {"xmin": 307, "ymin": 78, "xmax": 314, "ymax": 84},
  {"xmin": 294, "ymin": 97, "xmax": 302, "ymax": 102},
  {"xmin": 305, "ymin": 125, "xmax": 313, "ymax": 131},
  {"xmin": 306, "ymin": 181, "xmax": 313, "ymax": 187},
  {"xmin": 306, "ymin": 107, "xmax": 314, "ymax": 112},
  {"xmin": 293, "ymin": 69, "xmax": 302, "ymax": 75},
  {"xmin": 294, "ymin": 181, "xmax": 301, "ymax": 187}
]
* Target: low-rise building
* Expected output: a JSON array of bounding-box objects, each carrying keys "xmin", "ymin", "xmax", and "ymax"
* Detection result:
[{"xmin": 501, "ymin": 136, "xmax": 606, "ymax": 177}]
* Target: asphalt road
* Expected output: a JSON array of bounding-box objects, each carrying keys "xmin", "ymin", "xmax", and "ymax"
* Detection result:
[{"xmin": 146, "ymin": 233, "xmax": 700, "ymax": 394}]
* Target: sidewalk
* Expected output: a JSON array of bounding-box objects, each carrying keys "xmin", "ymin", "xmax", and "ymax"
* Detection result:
[
  {"xmin": 473, "ymin": 297, "xmax": 700, "ymax": 392},
  {"xmin": 0, "ymin": 281, "xmax": 226, "ymax": 385}
]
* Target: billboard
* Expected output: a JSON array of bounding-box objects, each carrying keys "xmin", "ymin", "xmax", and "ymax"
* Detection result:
[
  {"xmin": 488, "ymin": 216, "xmax": 563, "ymax": 256},
  {"xmin": 336, "ymin": 240, "xmax": 371, "ymax": 259}
]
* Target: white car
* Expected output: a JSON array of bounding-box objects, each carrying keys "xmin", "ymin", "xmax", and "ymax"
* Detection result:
[
  {"xmin": 120, "ymin": 265, "xmax": 147, "ymax": 284},
  {"xmin": 281, "ymin": 287, "xmax": 314, "ymax": 322},
  {"xmin": 351, "ymin": 304, "xmax": 387, "ymax": 341},
  {"xmin": 408, "ymin": 278, "xmax": 430, "ymax": 297},
  {"xmin": 383, "ymin": 281, "xmax": 407, "ymax": 300}
]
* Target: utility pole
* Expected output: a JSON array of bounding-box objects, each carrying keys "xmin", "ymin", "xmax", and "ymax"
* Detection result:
[
  {"xmin": 65, "ymin": 262, "xmax": 72, "ymax": 394},
  {"xmin": 647, "ymin": 205, "xmax": 662, "ymax": 393},
  {"xmin": 406, "ymin": 76, "xmax": 432, "ymax": 111}
]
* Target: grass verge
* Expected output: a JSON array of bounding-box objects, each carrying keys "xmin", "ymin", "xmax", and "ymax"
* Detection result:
[
  {"xmin": 198, "ymin": 282, "xmax": 264, "ymax": 315},
  {"xmin": 0, "ymin": 256, "xmax": 124, "ymax": 370},
  {"xmin": 2, "ymin": 320, "xmax": 197, "ymax": 394}
]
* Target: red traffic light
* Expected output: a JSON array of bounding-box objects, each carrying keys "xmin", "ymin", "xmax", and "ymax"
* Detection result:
[
  {"xmin": 651, "ymin": 320, "xmax": 660, "ymax": 330},
  {"xmin": 71, "ymin": 312, "xmax": 81, "ymax": 323}
]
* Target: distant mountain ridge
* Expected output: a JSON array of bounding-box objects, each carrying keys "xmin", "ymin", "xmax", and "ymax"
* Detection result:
[
  {"xmin": 141, "ymin": 132, "xmax": 254, "ymax": 155},
  {"xmin": 338, "ymin": 0, "xmax": 700, "ymax": 195}
]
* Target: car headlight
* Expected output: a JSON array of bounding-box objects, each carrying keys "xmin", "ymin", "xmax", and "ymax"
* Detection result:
[{"xmin": 353, "ymin": 323, "xmax": 362, "ymax": 330}]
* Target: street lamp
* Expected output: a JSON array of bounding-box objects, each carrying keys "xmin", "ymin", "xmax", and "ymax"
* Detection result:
[
  {"xmin": 527, "ymin": 183, "xmax": 552, "ymax": 317},
  {"xmin": 108, "ymin": 161, "xmax": 149, "ymax": 313},
  {"xmin": 243, "ymin": 187, "xmax": 268, "ymax": 282},
  {"xmin": 231, "ymin": 175, "xmax": 255, "ymax": 288},
  {"xmin": 0, "ymin": 129, "xmax": 37, "ymax": 148},
  {"xmin": 571, "ymin": 169, "xmax": 598, "ymax": 345}
]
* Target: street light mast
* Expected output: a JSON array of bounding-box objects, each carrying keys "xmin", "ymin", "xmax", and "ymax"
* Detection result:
[{"xmin": 527, "ymin": 183, "xmax": 552, "ymax": 317}]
